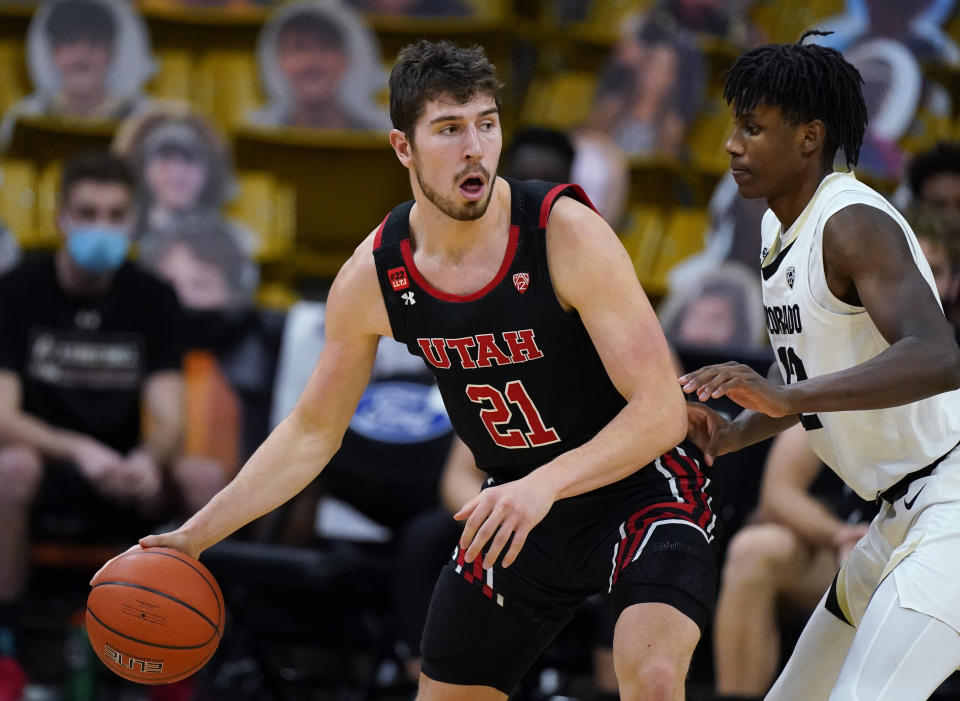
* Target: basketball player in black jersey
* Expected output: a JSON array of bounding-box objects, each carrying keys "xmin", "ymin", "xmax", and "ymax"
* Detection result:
[{"xmin": 107, "ymin": 41, "xmax": 717, "ymax": 700}]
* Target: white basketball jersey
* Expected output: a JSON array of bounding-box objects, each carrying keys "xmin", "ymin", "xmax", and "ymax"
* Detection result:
[{"xmin": 760, "ymin": 171, "xmax": 960, "ymax": 500}]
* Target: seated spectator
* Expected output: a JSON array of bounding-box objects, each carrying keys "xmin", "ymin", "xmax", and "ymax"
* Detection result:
[
  {"xmin": 249, "ymin": 0, "xmax": 391, "ymax": 130},
  {"xmin": 904, "ymin": 141, "xmax": 960, "ymax": 215},
  {"xmin": 140, "ymin": 213, "xmax": 256, "ymax": 311},
  {"xmin": 658, "ymin": 261, "xmax": 766, "ymax": 351},
  {"xmin": 807, "ymin": 4, "xmax": 957, "ymax": 181},
  {"xmin": 348, "ymin": 0, "xmax": 472, "ymax": 16},
  {"xmin": 713, "ymin": 423, "xmax": 876, "ymax": 701},
  {"xmin": 0, "ymin": 0, "xmax": 154, "ymax": 149},
  {"xmin": 673, "ymin": 0, "xmax": 763, "ymax": 45},
  {"xmin": 905, "ymin": 203, "xmax": 960, "ymax": 332},
  {"xmin": 141, "ymin": 214, "xmax": 276, "ymax": 463},
  {"xmin": 813, "ymin": 0, "xmax": 960, "ymax": 64},
  {"xmin": 114, "ymin": 106, "xmax": 236, "ymax": 236},
  {"xmin": 585, "ymin": 12, "xmax": 705, "ymax": 159},
  {"xmin": 0, "ymin": 152, "xmax": 226, "ymax": 689}
]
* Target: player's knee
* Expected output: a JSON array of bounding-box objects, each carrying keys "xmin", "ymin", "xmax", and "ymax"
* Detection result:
[
  {"xmin": 0, "ymin": 446, "xmax": 43, "ymax": 505},
  {"xmin": 617, "ymin": 655, "xmax": 685, "ymax": 701},
  {"xmin": 722, "ymin": 524, "xmax": 795, "ymax": 585}
]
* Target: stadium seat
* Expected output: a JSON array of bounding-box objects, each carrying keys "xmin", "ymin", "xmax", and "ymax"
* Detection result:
[
  {"xmin": 519, "ymin": 70, "xmax": 597, "ymax": 130},
  {"xmin": 0, "ymin": 158, "xmax": 38, "ymax": 245},
  {"xmin": 619, "ymin": 204, "xmax": 666, "ymax": 285},
  {"xmin": 648, "ymin": 207, "xmax": 708, "ymax": 297},
  {"xmin": 0, "ymin": 38, "xmax": 28, "ymax": 115},
  {"xmin": 226, "ymin": 170, "xmax": 296, "ymax": 262},
  {"xmin": 195, "ymin": 50, "xmax": 261, "ymax": 130},
  {"xmin": 147, "ymin": 49, "xmax": 194, "ymax": 103}
]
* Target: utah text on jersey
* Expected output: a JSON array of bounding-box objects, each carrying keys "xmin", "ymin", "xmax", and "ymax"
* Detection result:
[{"xmin": 418, "ymin": 329, "xmax": 544, "ymax": 370}]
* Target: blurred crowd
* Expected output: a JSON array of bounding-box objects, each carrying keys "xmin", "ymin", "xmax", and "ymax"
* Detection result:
[{"xmin": 0, "ymin": 1, "xmax": 960, "ymax": 700}]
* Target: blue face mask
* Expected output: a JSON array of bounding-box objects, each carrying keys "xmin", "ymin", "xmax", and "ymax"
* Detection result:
[{"xmin": 66, "ymin": 226, "xmax": 130, "ymax": 274}]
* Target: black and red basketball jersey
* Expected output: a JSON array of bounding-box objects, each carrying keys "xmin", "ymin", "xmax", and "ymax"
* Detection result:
[{"xmin": 372, "ymin": 178, "xmax": 628, "ymax": 483}]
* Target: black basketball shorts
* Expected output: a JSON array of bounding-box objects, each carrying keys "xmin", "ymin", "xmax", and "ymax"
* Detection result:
[{"xmin": 420, "ymin": 444, "xmax": 719, "ymax": 693}]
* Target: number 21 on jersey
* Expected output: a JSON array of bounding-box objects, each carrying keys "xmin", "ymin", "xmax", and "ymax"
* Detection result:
[{"xmin": 466, "ymin": 381, "xmax": 561, "ymax": 449}]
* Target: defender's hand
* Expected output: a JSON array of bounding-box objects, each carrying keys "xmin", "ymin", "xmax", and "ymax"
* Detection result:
[
  {"xmin": 685, "ymin": 402, "xmax": 733, "ymax": 467},
  {"xmin": 454, "ymin": 477, "xmax": 554, "ymax": 570},
  {"xmin": 680, "ymin": 362, "xmax": 793, "ymax": 417}
]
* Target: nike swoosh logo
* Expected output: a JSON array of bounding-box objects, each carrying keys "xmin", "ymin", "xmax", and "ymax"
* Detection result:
[{"xmin": 904, "ymin": 485, "xmax": 926, "ymax": 510}]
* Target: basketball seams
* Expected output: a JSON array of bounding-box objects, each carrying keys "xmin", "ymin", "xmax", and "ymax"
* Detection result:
[
  {"xmin": 86, "ymin": 607, "xmax": 220, "ymax": 650},
  {"xmin": 90, "ymin": 580, "xmax": 221, "ymax": 635},
  {"xmin": 113, "ymin": 549, "xmax": 224, "ymax": 627}
]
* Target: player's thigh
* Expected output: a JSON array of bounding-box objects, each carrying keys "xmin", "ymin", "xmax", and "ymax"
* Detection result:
[
  {"xmin": 829, "ymin": 575, "xmax": 960, "ymax": 701},
  {"xmin": 419, "ymin": 566, "xmax": 569, "ymax": 696},
  {"xmin": 765, "ymin": 592, "xmax": 857, "ymax": 701}
]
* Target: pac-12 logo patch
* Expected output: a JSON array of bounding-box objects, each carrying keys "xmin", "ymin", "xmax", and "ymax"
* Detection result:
[
  {"xmin": 786, "ymin": 266, "xmax": 795, "ymax": 289},
  {"xmin": 388, "ymin": 266, "xmax": 409, "ymax": 291},
  {"xmin": 513, "ymin": 272, "xmax": 530, "ymax": 293}
]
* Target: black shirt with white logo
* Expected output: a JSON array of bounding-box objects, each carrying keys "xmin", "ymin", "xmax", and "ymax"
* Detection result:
[
  {"xmin": 0, "ymin": 255, "xmax": 183, "ymax": 453},
  {"xmin": 373, "ymin": 178, "xmax": 628, "ymax": 483}
]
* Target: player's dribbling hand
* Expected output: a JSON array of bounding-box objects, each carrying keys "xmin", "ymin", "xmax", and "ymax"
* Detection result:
[
  {"xmin": 679, "ymin": 362, "xmax": 793, "ymax": 417},
  {"xmin": 684, "ymin": 402, "xmax": 732, "ymax": 467},
  {"xmin": 139, "ymin": 530, "xmax": 201, "ymax": 560},
  {"xmin": 454, "ymin": 477, "xmax": 553, "ymax": 570}
]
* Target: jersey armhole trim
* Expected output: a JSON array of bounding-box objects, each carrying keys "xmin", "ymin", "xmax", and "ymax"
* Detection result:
[
  {"xmin": 372, "ymin": 212, "xmax": 390, "ymax": 250},
  {"xmin": 538, "ymin": 184, "xmax": 598, "ymax": 229}
]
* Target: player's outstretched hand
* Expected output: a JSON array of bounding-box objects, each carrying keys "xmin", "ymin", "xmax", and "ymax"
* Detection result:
[
  {"xmin": 685, "ymin": 402, "xmax": 733, "ymax": 467},
  {"xmin": 454, "ymin": 477, "xmax": 553, "ymax": 570},
  {"xmin": 679, "ymin": 362, "xmax": 792, "ymax": 417}
]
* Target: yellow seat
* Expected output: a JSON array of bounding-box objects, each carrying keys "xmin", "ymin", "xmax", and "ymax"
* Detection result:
[
  {"xmin": 195, "ymin": 51, "xmax": 262, "ymax": 131},
  {"xmin": 32, "ymin": 161, "xmax": 63, "ymax": 250},
  {"xmin": 688, "ymin": 97, "xmax": 733, "ymax": 176},
  {"xmin": 750, "ymin": 0, "xmax": 843, "ymax": 44},
  {"xmin": 619, "ymin": 205, "xmax": 666, "ymax": 285},
  {"xmin": 0, "ymin": 39, "xmax": 28, "ymax": 115},
  {"xmin": 225, "ymin": 170, "xmax": 296, "ymax": 262},
  {"xmin": 520, "ymin": 71, "xmax": 598, "ymax": 130},
  {"xmin": 0, "ymin": 159, "xmax": 38, "ymax": 246},
  {"xmin": 148, "ymin": 49, "xmax": 194, "ymax": 103},
  {"xmin": 646, "ymin": 208, "xmax": 708, "ymax": 297}
]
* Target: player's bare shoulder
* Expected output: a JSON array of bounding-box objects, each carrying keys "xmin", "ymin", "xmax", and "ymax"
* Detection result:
[
  {"xmin": 544, "ymin": 194, "xmax": 635, "ymax": 310},
  {"xmin": 325, "ymin": 229, "xmax": 393, "ymax": 339}
]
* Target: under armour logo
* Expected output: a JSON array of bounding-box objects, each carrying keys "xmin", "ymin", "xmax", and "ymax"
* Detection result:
[{"xmin": 401, "ymin": 291, "xmax": 416, "ymax": 306}]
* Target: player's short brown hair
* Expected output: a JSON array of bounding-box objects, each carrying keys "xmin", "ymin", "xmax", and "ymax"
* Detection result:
[{"xmin": 389, "ymin": 40, "xmax": 503, "ymax": 141}]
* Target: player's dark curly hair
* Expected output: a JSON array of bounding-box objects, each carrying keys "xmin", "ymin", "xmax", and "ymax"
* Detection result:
[
  {"xmin": 907, "ymin": 142, "xmax": 960, "ymax": 198},
  {"xmin": 722, "ymin": 30, "xmax": 867, "ymax": 169},
  {"xmin": 389, "ymin": 40, "xmax": 503, "ymax": 141}
]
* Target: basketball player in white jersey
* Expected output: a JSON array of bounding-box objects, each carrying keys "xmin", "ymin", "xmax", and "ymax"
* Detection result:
[{"xmin": 680, "ymin": 32, "xmax": 960, "ymax": 701}]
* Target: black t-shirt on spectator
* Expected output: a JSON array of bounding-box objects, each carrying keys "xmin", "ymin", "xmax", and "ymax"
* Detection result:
[{"xmin": 0, "ymin": 254, "xmax": 183, "ymax": 454}]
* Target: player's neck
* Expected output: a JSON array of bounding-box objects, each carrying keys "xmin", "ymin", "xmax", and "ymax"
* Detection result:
[
  {"xmin": 409, "ymin": 177, "xmax": 511, "ymax": 263},
  {"xmin": 768, "ymin": 166, "xmax": 834, "ymax": 231}
]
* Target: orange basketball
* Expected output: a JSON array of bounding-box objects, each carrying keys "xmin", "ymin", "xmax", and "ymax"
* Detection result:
[{"xmin": 86, "ymin": 547, "xmax": 225, "ymax": 684}]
